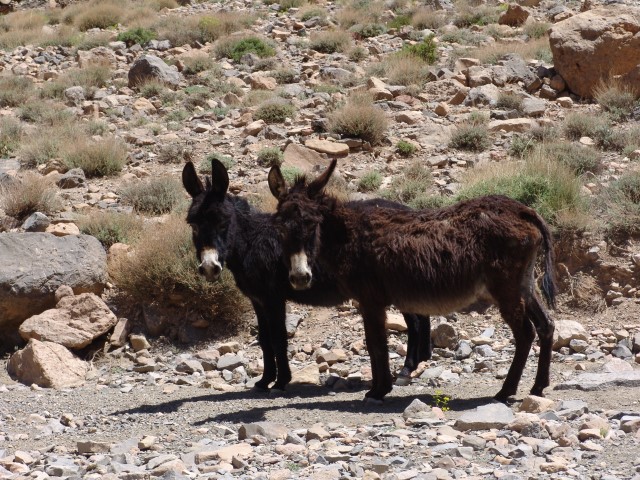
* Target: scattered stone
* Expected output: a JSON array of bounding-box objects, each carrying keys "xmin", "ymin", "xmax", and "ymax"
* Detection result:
[
  {"xmin": 455, "ymin": 403, "xmax": 515, "ymax": 430},
  {"xmin": 305, "ymin": 138, "xmax": 349, "ymax": 156}
]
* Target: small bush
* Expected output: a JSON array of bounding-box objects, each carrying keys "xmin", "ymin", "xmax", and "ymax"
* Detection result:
[
  {"xmin": 375, "ymin": 54, "xmax": 429, "ymax": 87},
  {"xmin": 0, "ymin": 172, "xmax": 61, "ymax": 221},
  {"xmin": 328, "ymin": 93, "xmax": 388, "ymax": 145},
  {"xmin": 350, "ymin": 23, "xmax": 386, "ymax": 38},
  {"xmin": 449, "ymin": 123, "xmax": 491, "ymax": 152},
  {"xmin": 272, "ymin": 69, "xmax": 298, "ymax": 84},
  {"xmin": 524, "ymin": 21, "xmax": 551, "ymax": 40},
  {"xmin": 215, "ymin": 36, "xmax": 276, "ymax": 62},
  {"xmin": 120, "ymin": 176, "xmax": 183, "ymax": 215},
  {"xmin": 298, "ymin": 6, "xmax": 328, "ymax": 23},
  {"xmin": 603, "ymin": 171, "xmax": 640, "ymax": 239},
  {"xmin": 254, "ymin": 100, "xmax": 295, "ymax": 124},
  {"xmin": 201, "ymin": 152, "xmax": 235, "ymax": 173},
  {"xmin": 509, "ymin": 134, "xmax": 536, "ymax": 158},
  {"xmin": 153, "ymin": 12, "xmax": 254, "ymax": 48},
  {"xmin": 358, "ymin": 170, "xmax": 383, "ymax": 192},
  {"xmin": 19, "ymin": 123, "xmax": 81, "ymax": 168},
  {"xmin": 63, "ymin": 137, "xmax": 128, "ymax": 177},
  {"xmin": 78, "ymin": 211, "xmax": 144, "ymax": 248},
  {"xmin": 412, "ymin": 7, "xmax": 447, "ymax": 30},
  {"xmin": 0, "ymin": 117, "xmax": 23, "ymax": 157},
  {"xmin": 540, "ymin": 142, "xmax": 602, "ymax": 175},
  {"xmin": 387, "ymin": 14, "xmax": 411, "ymax": 30},
  {"xmin": 42, "ymin": 64, "xmax": 113, "ymax": 100},
  {"xmin": 257, "ymin": 147, "xmax": 283, "ymax": 167},
  {"xmin": 138, "ymin": 79, "xmax": 167, "ymax": 98},
  {"xmin": 74, "ymin": 2, "xmax": 123, "ymax": 31},
  {"xmin": 309, "ymin": 30, "xmax": 352, "ymax": 54},
  {"xmin": 456, "ymin": 154, "xmax": 586, "ymax": 227},
  {"xmin": 0, "ymin": 76, "xmax": 34, "ymax": 108},
  {"xmin": 454, "ymin": 2, "xmax": 499, "ymax": 28},
  {"xmin": 381, "ymin": 161, "xmax": 433, "ymax": 208},
  {"xmin": 157, "ymin": 143, "xmax": 192, "ymax": 164},
  {"xmin": 400, "ymin": 36, "xmax": 438, "ymax": 64},
  {"xmin": 563, "ymin": 112, "xmax": 609, "ymax": 141},
  {"xmin": 440, "ymin": 28, "xmax": 487, "ymax": 47},
  {"xmin": 108, "ymin": 215, "xmax": 247, "ymax": 324},
  {"xmin": 116, "ymin": 27, "xmax": 157, "ymax": 47},
  {"xmin": 594, "ymin": 80, "xmax": 638, "ymax": 121},
  {"xmin": 496, "ymin": 91, "xmax": 523, "ymax": 113},
  {"xmin": 471, "ymin": 37, "xmax": 549, "ymax": 64},
  {"xmin": 396, "ymin": 140, "xmax": 416, "ymax": 157},
  {"xmin": 280, "ymin": 165, "xmax": 304, "ymax": 185},
  {"xmin": 348, "ymin": 46, "xmax": 368, "ymax": 62},
  {"xmin": 182, "ymin": 53, "xmax": 215, "ymax": 75}
]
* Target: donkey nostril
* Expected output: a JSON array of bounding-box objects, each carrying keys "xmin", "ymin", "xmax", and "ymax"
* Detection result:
[
  {"xmin": 303, "ymin": 273, "xmax": 311, "ymax": 284},
  {"xmin": 198, "ymin": 266, "xmax": 205, "ymax": 276},
  {"xmin": 213, "ymin": 264, "xmax": 222, "ymax": 275}
]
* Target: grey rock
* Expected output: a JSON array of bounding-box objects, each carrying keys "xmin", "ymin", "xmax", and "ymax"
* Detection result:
[
  {"xmin": 521, "ymin": 98, "xmax": 546, "ymax": 117},
  {"xmin": 612, "ymin": 344, "xmax": 633, "ymax": 359},
  {"xmin": 432, "ymin": 321, "xmax": 458, "ymax": 349},
  {"xmin": 216, "ymin": 354, "xmax": 245, "ymax": 371},
  {"xmin": 464, "ymin": 84, "xmax": 500, "ymax": 107},
  {"xmin": 22, "ymin": 212, "xmax": 50, "ymax": 232},
  {"xmin": 148, "ymin": 39, "xmax": 171, "ymax": 51},
  {"xmin": 175, "ymin": 359, "xmax": 204, "ymax": 374},
  {"xmin": 555, "ymin": 371, "xmax": 640, "ymax": 391},
  {"xmin": 128, "ymin": 55, "xmax": 183, "ymax": 88},
  {"xmin": 454, "ymin": 403, "xmax": 515, "ymax": 430},
  {"xmin": 285, "ymin": 313, "xmax": 303, "ymax": 337},
  {"xmin": 455, "ymin": 341, "xmax": 472, "ymax": 359},
  {"xmin": 474, "ymin": 345, "xmax": 497, "ymax": 357},
  {"xmin": 0, "ymin": 233, "xmax": 108, "ymax": 348},
  {"xmin": 239, "ymin": 421, "xmax": 288, "ymax": 441},
  {"xmin": 56, "ymin": 168, "xmax": 86, "ymax": 189},
  {"xmin": 403, "ymin": 398, "xmax": 434, "ymax": 420},
  {"xmin": 64, "ymin": 86, "xmax": 85, "ymax": 106}
]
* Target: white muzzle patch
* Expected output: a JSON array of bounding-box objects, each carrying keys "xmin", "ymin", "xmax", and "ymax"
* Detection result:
[
  {"xmin": 289, "ymin": 251, "xmax": 312, "ymax": 289},
  {"xmin": 199, "ymin": 248, "xmax": 222, "ymax": 281}
]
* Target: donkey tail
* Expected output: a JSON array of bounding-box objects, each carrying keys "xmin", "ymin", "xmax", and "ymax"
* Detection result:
[{"xmin": 527, "ymin": 210, "xmax": 557, "ymax": 309}]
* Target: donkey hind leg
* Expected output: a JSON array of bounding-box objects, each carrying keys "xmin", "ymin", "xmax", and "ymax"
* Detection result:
[
  {"xmin": 266, "ymin": 299, "xmax": 292, "ymax": 391},
  {"xmin": 361, "ymin": 304, "xmax": 393, "ymax": 403},
  {"xmin": 252, "ymin": 300, "xmax": 277, "ymax": 391},
  {"xmin": 494, "ymin": 296, "xmax": 536, "ymax": 402},
  {"xmin": 525, "ymin": 293, "xmax": 555, "ymax": 397},
  {"xmin": 397, "ymin": 313, "xmax": 419, "ymax": 383},
  {"xmin": 418, "ymin": 314, "xmax": 432, "ymax": 362}
]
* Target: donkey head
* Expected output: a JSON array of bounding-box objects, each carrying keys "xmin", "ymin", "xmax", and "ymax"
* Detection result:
[
  {"xmin": 268, "ymin": 159, "xmax": 337, "ymax": 290},
  {"xmin": 182, "ymin": 158, "xmax": 231, "ymax": 282}
]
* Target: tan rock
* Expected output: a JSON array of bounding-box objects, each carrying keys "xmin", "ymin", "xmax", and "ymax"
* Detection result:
[
  {"xmin": 45, "ymin": 222, "xmax": 80, "ymax": 236},
  {"xmin": 519, "ymin": 395, "xmax": 556, "ymax": 413},
  {"xmin": 368, "ymin": 87, "xmax": 393, "ymax": 101},
  {"xmin": 304, "ymin": 138, "xmax": 349, "ymax": 156},
  {"xmin": 283, "ymin": 143, "xmax": 331, "ymax": 172},
  {"xmin": 498, "ymin": 4, "xmax": 530, "ymax": 26},
  {"xmin": 434, "ymin": 102, "xmax": 449, "ymax": 116},
  {"xmin": 386, "ymin": 313, "xmax": 408, "ymax": 332},
  {"xmin": 195, "ymin": 443, "xmax": 252, "ymax": 463},
  {"xmin": 244, "ymin": 119, "xmax": 266, "ymax": 136},
  {"xmin": 248, "ymin": 74, "xmax": 277, "ymax": 90},
  {"xmin": 549, "ymin": 6, "xmax": 640, "ymax": 98},
  {"xmin": 291, "ymin": 363, "xmax": 320, "ymax": 385},
  {"xmin": 488, "ymin": 118, "xmax": 535, "ymax": 133},
  {"xmin": 19, "ymin": 293, "xmax": 118, "ymax": 349},
  {"xmin": 395, "ymin": 111, "xmax": 423, "ymax": 125},
  {"xmin": 553, "ymin": 319, "xmax": 588, "ymax": 349},
  {"xmin": 8, "ymin": 339, "xmax": 88, "ymax": 388},
  {"xmin": 133, "ymin": 97, "xmax": 156, "ymax": 113},
  {"xmin": 76, "ymin": 47, "xmax": 117, "ymax": 68},
  {"xmin": 130, "ymin": 333, "xmax": 151, "ymax": 352},
  {"xmin": 110, "ymin": 317, "xmax": 132, "ymax": 347}
]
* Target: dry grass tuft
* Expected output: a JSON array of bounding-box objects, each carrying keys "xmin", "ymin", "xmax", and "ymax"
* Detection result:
[
  {"xmin": 63, "ymin": 137, "xmax": 128, "ymax": 177},
  {"xmin": 120, "ymin": 176, "xmax": 184, "ymax": 215},
  {"xmin": 594, "ymin": 78, "xmax": 639, "ymax": 121},
  {"xmin": 471, "ymin": 37, "xmax": 551, "ymax": 64},
  {"xmin": 308, "ymin": 30, "xmax": 352, "ymax": 54},
  {"xmin": 0, "ymin": 172, "xmax": 62, "ymax": 221},
  {"xmin": 328, "ymin": 93, "xmax": 388, "ymax": 145},
  {"xmin": 109, "ymin": 215, "xmax": 248, "ymax": 324},
  {"xmin": 78, "ymin": 211, "xmax": 145, "ymax": 248}
]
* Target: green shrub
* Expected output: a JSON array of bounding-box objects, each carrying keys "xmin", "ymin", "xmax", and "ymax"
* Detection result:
[
  {"xmin": 201, "ymin": 152, "xmax": 235, "ymax": 172},
  {"xmin": 182, "ymin": 53, "xmax": 215, "ymax": 75},
  {"xmin": 78, "ymin": 211, "xmax": 144, "ymax": 248},
  {"xmin": 541, "ymin": 142, "xmax": 602, "ymax": 175},
  {"xmin": 138, "ymin": 79, "xmax": 167, "ymax": 98},
  {"xmin": 524, "ymin": 21, "xmax": 551, "ymax": 40},
  {"xmin": 280, "ymin": 165, "xmax": 303, "ymax": 184},
  {"xmin": 108, "ymin": 215, "xmax": 247, "ymax": 326},
  {"xmin": 358, "ymin": 170, "xmax": 382, "ymax": 192},
  {"xmin": 257, "ymin": 147, "xmax": 283, "ymax": 167},
  {"xmin": 387, "ymin": 14, "xmax": 411, "ymax": 30},
  {"xmin": 396, "ymin": 140, "xmax": 416, "ymax": 157},
  {"xmin": 63, "ymin": 137, "xmax": 128, "ymax": 177},
  {"xmin": 272, "ymin": 69, "xmax": 298, "ymax": 84},
  {"xmin": 348, "ymin": 46, "xmax": 368, "ymax": 62},
  {"xmin": 215, "ymin": 36, "xmax": 276, "ymax": 62},
  {"xmin": 74, "ymin": 2, "xmax": 123, "ymax": 31},
  {"xmin": 0, "ymin": 76, "xmax": 34, "ymax": 107},
  {"xmin": 381, "ymin": 161, "xmax": 433, "ymax": 208},
  {"xmin": 120, "ymin": 176, "xmax": 183, "ymax": 215},
  {"xmin": 328, "ymin": 93, "xmax": 387, "ymax": 145},
  {"xmin": 0, "ymin": 117, "xmax": 23, "ymax": 157},
  {"xmin": 309, "ymin": 30, "xmax": 352, "ymax": 54},
  {"xmin": 603, "ymin": 171, "xmax": 640, "ymax": 239},
  {"xmin": 594, "ymin": 80, "xmax": 638, "ymax": 121},
  {"xmin": 350, "ymin": 23, "xmax": 386, "ymax": 38},
  {"xmin": 496, "ymin": 92, "xmax": 523, "ymax": 113},
  {"xmin": 0, "ymin": 172, "xmax": 61, "ymax": 221},
  {"xmin": 449, "ymin": 123, "xmax": 491, "ymax": 152},
  {"xmin": 400, "ymin": 35, "xmax": 438, "ymax": 64},
  {"xmin": 456, "ymin": 155, "xmax": 586, "ymax": 226},
  {"xmin": 117, "ymin": 27, "xmax": 157, "ymax": 47},
  {"xmin": 254, "ymin": 100, "xmax": 295, "ymax": 124},
  {"xmin": 454, "ymin": 3, "xmax": 498, "ymax": 27},
  {"xmin": 563, "ymin": 112, "xmax": 609, "ymax": 141},
  {"xmin": 509, "ymin": 134, "xmax": 536, "ymax": 159},
  {"xmin": 592, "ymin": 124, "xmax": 629, "ymax": 152}
]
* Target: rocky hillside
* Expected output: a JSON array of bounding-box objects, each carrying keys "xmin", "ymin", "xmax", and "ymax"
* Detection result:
[{"xmin": 1, "ymin": 0, "xmax": 640, "ymax": 478}]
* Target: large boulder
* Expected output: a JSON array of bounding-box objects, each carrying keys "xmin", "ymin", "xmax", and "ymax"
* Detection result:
[
  {"xmin": 7, "ymin": 339, "xmax": 88, "ymax": 388},
  {"xmin": 19, "ymin": 292, "xmax": 117, "ymax": 349},
  {"xmin": 0, "ymin": 233, "xmax": 108, "ymax": 349},
  {"xmin": 128, "ymin": 55, "xmax": 183, "ymax": 88},
  {"xmin": 549, "ymin": 6, "xmax": 640, "ymax": 98}
]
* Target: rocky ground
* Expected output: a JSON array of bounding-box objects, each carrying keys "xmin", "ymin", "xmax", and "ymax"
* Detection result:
[{"xmin": 1, "ymin": 0, "xmax": 640, "ymax": 478}]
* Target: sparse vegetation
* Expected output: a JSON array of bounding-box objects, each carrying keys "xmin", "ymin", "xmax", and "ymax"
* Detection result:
[
  {"xmin": 412, "ymin": 7, "xmax": 447, "ymax": 30},
  {"xmin": 382, "ymin": 161, "xmax": 434, "ymax": 209},
  {"xmin": 328, "ymin": 93, "xmax": 388, "ymax": 145},
  {"xmin": 117, "ymin": 27, "xmax": 157, "ymax": 47},
  {"xmin": 496, "ymin": 91, "xmax": 523, "ymax": 113},
  {"xmin": 201, "ymin": 152, "xmax": 235, "ymax": 173},
  {"xmin": 594, "ymin": 79, "xmax": 638, "ymax": 121},
  {"xmin": 349, "ymin": 23, "xmax": 386, "ymax": 38},
  {"xmin": 254, "ymin": 100, "xmax": 295, "ymax": 124},
  {"xmin": 396, "ymin": 140, "xmax": 416, "ymax": 157},
  {"xmin": 0, "ymin": 117, "xmax": 23, "ymax": 157},
  {"xmin": 400, "ymin": 35, "xmax": 438, "ymax": 64},
  {"xmin": 215, "ymin": 36, "xmax": 276, "ymax": 62},
  {"xmin": 358, "ymin": 170, "xmax": 383, "ymax": 192},
  {"xmin": 564, "ymin": 112, "xmax": 609, "ymax": 141},
  {"xmin": 280, "ymin": 165, "xmax": 304, "ymax": 184},
  {"xmin": 257, "ymin": 147, "xmax": 284, "ymax": 167},
  {"xmin": 63, "ymin": 137, "xmax": 128, "ymax": 177},
  {"xmin": 309, "ymin": 30, "xmax": 352, "ymax": 53},
  {"xmin": 0, "ymin": 76, "xmax": 34, "ymax": 108},
  {"xmin": 182, "ymin": 53, "xmax": 215, "ymax": 75},
  {"xmin": 120, "ymin": 176, "xmax": 184, "ymax": 215},
  {"xmin": 603, "ymin": 171, "xmax": 640, "ymax": 239},
  {"xmin": 524, "ymin": 21, "xmax": 551, "ymax": 40},
  {"xmin": 540, "ymin": 142, "xmax": 602, "ymax": 175},
  {"xmin": 449, "ymin": 122, "xmax": 491, "ymax": 152},
  {"xmin": 78, "ymin": 211, "xmax": 144, "ymax": 249},
  {"xmin": 376, "ymin": 54, "xmax": 430, "ymax": 87},
  {"xmin": 0, "ymin": 172, "xmax": 61, "ymax": 221}
]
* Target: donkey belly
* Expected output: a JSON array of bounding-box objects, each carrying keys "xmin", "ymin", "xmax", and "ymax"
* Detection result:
[{"xmin": 391, "ymin": 282, "xmax": 493, "ymax": 316}]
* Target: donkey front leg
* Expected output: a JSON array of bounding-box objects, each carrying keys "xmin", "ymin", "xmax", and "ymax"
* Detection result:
[
  {"xmin": 361, "ymin": 303, "xmax": 393, "ymax": 402},
  {"xmin": 266, "ymin": 298, "xmax": 292, "ymax": 391},
  {"xmin": 525, "ymin": 294, "xmax": 555, "ymax": 397},
  {"xmin": 252, "ymin": 300, "xmax": 277, "ymax": 391}
]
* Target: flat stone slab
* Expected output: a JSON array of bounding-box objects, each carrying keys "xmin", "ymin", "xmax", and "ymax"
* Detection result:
[
  {"xmin": 454, "ymin": 402, "xmax": 515, "ymax": 431},
  {"xmin": 305, "ymin": 138, "xmax": 349, "ymax": 156},
  {"xmin": 554, "ymin": 371, "xmax": 640, "ymax": 391}
]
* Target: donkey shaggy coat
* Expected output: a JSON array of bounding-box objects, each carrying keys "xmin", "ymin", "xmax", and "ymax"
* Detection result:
[{"xmin": 269, "ymin": 159, "xmax": 557, "ymax": 402}]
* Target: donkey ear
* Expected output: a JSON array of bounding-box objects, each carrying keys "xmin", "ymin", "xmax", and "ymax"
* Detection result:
[
  {"xmin": 210, "ymin": 157, "xmax": 229, "ymax": 199},
  {"xmin": 268, "ymin": 165, "xmax": 287, "ymax": 199},
  {"xmin": 308, "ymin": 159, "xmax": 337, "ymax": 198},
  {"xmin": 182, "ymin": 161, "xmax": 204, "ymax": 198}
]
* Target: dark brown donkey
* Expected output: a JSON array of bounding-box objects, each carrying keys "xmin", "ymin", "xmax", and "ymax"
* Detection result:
[
  {"xmin": 182, "ymin": 158, "xmax": 431, "ymax": 392},
  {"xmin": 268, "ymin": 159, "xmax": 557, "ymax": 402}
]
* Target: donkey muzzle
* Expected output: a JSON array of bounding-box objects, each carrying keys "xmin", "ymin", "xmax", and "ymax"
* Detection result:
[
  {"xmin": 199, "ymin": 248, "xmax": 223, "ymax": 282},
  {"xmin": 289, "ymin": 252, "xmax": 312, "ymax": 290}
]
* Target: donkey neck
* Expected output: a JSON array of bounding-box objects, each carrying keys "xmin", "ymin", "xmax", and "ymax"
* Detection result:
[{"xmin": 225, "ymin": 195, "xmax": 277, "ymax": 262}]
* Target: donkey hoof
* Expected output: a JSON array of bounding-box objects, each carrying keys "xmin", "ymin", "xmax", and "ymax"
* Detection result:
[
  {"xmin": 395, "ymin": 375, "xmax": 412, "ymax": 387},
  {"xmin": 493, "ymin": 390, "xmax": 515, "ymax": 403},
  {"xmin": 253, "ymin": 380, "xmax": 272, "ymax": 391}
]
